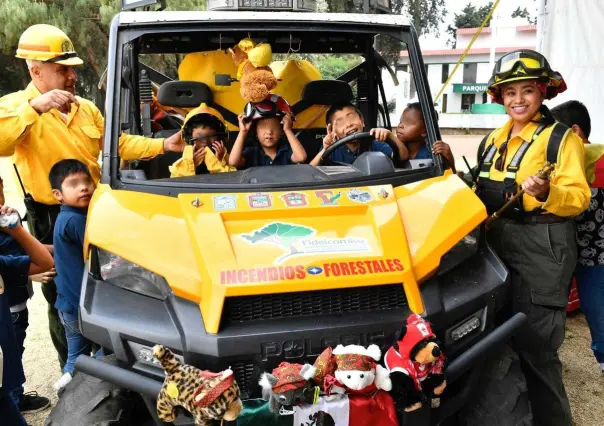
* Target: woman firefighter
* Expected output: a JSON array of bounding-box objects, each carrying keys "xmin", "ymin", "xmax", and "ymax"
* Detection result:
[{"xmin": 475, "ymin": 50, "xmax": 589, "ymax": 426}]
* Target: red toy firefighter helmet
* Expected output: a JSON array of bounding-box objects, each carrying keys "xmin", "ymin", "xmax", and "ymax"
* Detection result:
[
  {"xmin": 487, "ymin": 49, "xmax": 567, "ymax": 104},
  {"xmin": 243, "ymin": 94, "xmax": 294, "ymax": 123}
]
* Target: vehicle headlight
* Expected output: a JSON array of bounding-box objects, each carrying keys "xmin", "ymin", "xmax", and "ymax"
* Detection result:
[
  {"xmin": 437, "ymin": 227, "xmax": 481, "ymax": 276},
  {"xmin": 97, "ymin": 248, "xmax": 171, "ymax": 300}
]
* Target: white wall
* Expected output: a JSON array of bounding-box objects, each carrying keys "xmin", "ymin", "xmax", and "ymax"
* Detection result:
[{"xmin": 456, "ymin": 27, "xmax": 536, "ymax": 50}]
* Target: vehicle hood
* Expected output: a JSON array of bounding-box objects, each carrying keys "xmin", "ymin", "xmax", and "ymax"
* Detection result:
[{"xmin": 85, "ymin": 174, "xmax": 486, "ymax": 333}]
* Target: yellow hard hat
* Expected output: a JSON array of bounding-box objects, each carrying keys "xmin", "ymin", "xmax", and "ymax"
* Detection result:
[{"xmin": 16, "ymin": 24, "xmax": 83, "ymax": 66}]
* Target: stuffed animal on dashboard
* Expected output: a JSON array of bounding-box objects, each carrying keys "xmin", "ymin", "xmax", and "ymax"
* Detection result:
[
  {"xmin": 259, "ymin": 362, "xmax": 320, "ymax": 414},
  {"xmin": 383, "ymin": 314, "xmax": 446, "ymax": 412},
  {"xmin": 313, "ymin": 344, "xmax": 392, "ymax": 395},
  {"xmin": 153, "ymin": 345, "xmax": 243, "ymax": 425},
  {"xmin": 229, "ymin": 37, "xmax": 278, "ymax": 103}
]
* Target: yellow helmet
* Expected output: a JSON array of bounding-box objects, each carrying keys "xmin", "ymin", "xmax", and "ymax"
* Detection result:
[
  {"xmin": 15, "ymin": 24, "xmax": 83, "ymax": 66},
  {"xmin": 182, "ymin": 103, "xmax": 228, "ymax": 143}
]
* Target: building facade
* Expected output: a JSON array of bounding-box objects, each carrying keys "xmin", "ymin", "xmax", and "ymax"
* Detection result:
[{"xmin": 386, "ymin": 24, "xmax": 536, "ymax": 130}]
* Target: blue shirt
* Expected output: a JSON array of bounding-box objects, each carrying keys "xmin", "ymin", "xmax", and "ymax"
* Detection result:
[
  {"xmin": 407, "ymin": 140, "xmax": 432, "ymax": 160},
  {"xmin": 242, "ymin": 142, "xmax": 293, "ymax": 167},
  {"xmin": 53, "ymin": 205, "xmax": 87, "ymax": 316},
  {"xmin": 0, "ymin": 233, "xmax": 31, "ymax": 307},
  {"xmin": 329, "ymin": 140, "xmax": 393, "ymax": 165}
]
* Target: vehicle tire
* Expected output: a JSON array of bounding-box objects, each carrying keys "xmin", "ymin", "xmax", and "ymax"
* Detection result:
[
  {"xmin": 45, "ymin": 355, "xmax": 150, "ymax": 426},
  {"xmin": 458, "ymin": 344, "xmax": 533, "ymax": 426}
]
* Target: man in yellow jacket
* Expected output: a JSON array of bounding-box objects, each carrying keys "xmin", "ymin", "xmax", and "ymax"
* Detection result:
[{"xmin": 0, "ymin": 24, "xmax": 185, "ymax": 370}]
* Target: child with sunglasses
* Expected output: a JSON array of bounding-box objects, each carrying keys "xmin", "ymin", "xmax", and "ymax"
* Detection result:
[
  {"xmin": 169, "ymin": 104, "xmax": 236, "ymax": 177},
  {"xmin": 229, "ymin": 95, "xmax": 307, "ymax": 168}
]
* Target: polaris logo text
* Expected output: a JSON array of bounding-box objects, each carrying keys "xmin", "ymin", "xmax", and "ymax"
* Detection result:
[{"xmin": 220, "ymin": 258, "xmax": 404, "ymax": 284}]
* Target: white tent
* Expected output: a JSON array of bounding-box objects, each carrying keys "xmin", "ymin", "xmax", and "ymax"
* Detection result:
[{"xmin": 537, "ymin": 0, "xmax": 604, "ymax": 142}]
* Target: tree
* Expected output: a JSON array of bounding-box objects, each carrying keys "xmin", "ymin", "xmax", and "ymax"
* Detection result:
[
  {"xmin": 511, "ymin": 6, "xmax": 537, "ymax": 25},
  {"xmin": 446, "ymin": 2, "xmax": 493, "ymax": 48},
  {"xmin": 0, "ymin": 0, "xmax": 206, "ymax": 101}
]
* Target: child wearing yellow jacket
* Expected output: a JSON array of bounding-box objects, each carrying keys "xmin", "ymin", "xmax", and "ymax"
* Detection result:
[{"xmin": 169, "ymin": 104, "xmax": 236, "ymax": 177}]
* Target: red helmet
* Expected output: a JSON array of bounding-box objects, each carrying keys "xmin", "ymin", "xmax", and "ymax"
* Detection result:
[{"xmin": 243, "ymin": 94, "xmax": 294, "ymax": 123}]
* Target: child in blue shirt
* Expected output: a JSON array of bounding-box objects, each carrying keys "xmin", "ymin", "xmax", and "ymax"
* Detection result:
[
  {"xmin": 396, "ymin": 102, "xmax": 456, "ymax": 172},
  {"xmin": 48, "ymin": 159, "xmax": 96, "ymax": 390},
  {"xmin": 310, "ymin": 103, "xmax": 409, "ymax": 166},
  {"xmin": 229, "ymin": 96, "xmax": 307, "ymax": 168},
  {"xmin": 1, "ymin": 204, "xmax": 54, "ymax": 419}
]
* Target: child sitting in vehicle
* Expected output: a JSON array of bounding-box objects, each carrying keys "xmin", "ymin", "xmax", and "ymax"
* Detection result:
[
  {"xmin": 396, "ymin": 102, "xmax": 456, "ymax": 172},
  {"xmin": 228, "ymin": 95, "xmax": 307, "ymax": 168},
  {"xmin": 309, "ymin": 103, "xmax": 408, "ymax": 167},
  {"xmin": 169, "ymin": 104, "xmax": 236, "ymax": 177}
]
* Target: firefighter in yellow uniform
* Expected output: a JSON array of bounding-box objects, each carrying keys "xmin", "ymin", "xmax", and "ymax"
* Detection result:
[
  {"xmin": 473, "ymin": 50, "xmax": 589, "ymax": 426},
  {"xmin": 0, "ymin": 24, "xmax": 185, "ymax": 370}
]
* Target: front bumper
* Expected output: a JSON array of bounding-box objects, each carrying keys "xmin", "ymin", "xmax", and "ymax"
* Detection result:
[{"xmin": 75, "ymin": 312, "xmax": 526, "ymax": 425}]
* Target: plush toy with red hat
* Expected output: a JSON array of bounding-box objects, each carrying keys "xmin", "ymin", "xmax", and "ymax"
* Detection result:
[
  {"xmin": 259, "ymin": 362, "xmax": 320, "ymax": 414},
  {"xmin": 384, "ymin": 314, "xmax": 446, "ymax": 412},
  {"xmin": 153, "ymin": 345, "xmax": 243, "ymax": 425},
  {"xmin": 313, "ymin": 344, "xmax": 392, "ymax": 396}
]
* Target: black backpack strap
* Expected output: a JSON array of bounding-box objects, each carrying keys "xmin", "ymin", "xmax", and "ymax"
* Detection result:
[
  {"xmin": 477, "ymin": 132, "xmax": 491, "ymax": 164},
  {"xmin": 546, "ymin": 122, "xmax": 571, "ymax": 164}
]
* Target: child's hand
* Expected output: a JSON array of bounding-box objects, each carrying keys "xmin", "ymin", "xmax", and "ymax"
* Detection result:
[
  {"xmin": 0, "ymin": 204, "xmax": 20, "ymax": 232},
  {"xmin": 323, "ymin": 124, "xmax": 338, "ymax": 150},
  {"xmin": 370, "ymin": 128, "xmax": 392, "ymax": 142},
  {"xmin": 193, "ymin": 146, "xmax": 207, "ymax": 167},
  {"xmin": 282, "ymin": 113, "xmax": 294, "ymax": 133},
  {"xmin": 212, "ymin": 141, "xmax": 227, "ymax": 161},
  {"xmin": 30, "ymin": 268, "xmax": 56, "ymax": 284},
  {"xmin": 432, "ymin": 141, "xmax": 452, "ymax": 158},
  {"xmin": 238, "ymin": 113, "xmax": 252, "ymax": 134}
]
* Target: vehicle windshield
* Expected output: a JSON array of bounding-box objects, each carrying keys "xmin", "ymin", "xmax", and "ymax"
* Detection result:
[{"xmin": 111, "ymin": 17, "xmax": 440, "ymax": 193}]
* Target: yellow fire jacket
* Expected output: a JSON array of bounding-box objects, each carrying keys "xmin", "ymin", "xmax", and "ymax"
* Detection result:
[
  {"xmin": 483, "ymin": 115, "xmax": 590, "ymax": 217},
  {"xmin": 169, "ymin": 145, "xmax": 236, "ymax": 178},
  {"xmin": 0, "ymin": 83, "xmax": 165, "ymax": 205}
]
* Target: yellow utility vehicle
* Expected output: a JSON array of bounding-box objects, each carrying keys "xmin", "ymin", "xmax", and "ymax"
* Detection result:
[{"xmin": 47, "ymin": 3, "xmax": 529, "ymax": 426}]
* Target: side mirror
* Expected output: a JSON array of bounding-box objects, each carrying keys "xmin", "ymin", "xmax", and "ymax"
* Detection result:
[{"xmin": 215, "ymin": 74, "xmax": 237, "ymax": 87}]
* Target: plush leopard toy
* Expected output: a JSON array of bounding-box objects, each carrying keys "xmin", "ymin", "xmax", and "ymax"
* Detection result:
[{"xmin": 153, "ymin": 345, "xmax": 243, "ymax": 425}]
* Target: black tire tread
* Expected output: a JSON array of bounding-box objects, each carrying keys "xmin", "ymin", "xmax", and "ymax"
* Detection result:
[
  {"xmin": 45, "ymin": 355, "xmax": 145, "ymax": 426},
  {"xmin": 459, "ymin": 345, "xmax": 533, "ymax": 426}
]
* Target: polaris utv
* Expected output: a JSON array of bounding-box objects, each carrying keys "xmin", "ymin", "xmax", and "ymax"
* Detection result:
[{"xmin": 47, "ymin": 9, "xmax": 529, "ymax": 426}]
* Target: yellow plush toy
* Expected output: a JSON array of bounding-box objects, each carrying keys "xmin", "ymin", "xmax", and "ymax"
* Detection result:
[{"xmin": 230, "ymin": 38, "xmax": 278, "ymax": 103}]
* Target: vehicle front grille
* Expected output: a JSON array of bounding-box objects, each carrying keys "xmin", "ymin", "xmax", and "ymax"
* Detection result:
[
  {"xmin": 231, "ymin": 360, "xmax": 257, "ymax": 398},
  {"xmin": 223, "ymin": 284, "xmax": 408, "ymax": 325}
]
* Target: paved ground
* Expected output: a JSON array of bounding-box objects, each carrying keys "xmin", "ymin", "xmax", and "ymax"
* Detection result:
[{"xmin": 2, "ymin": 144, "xmax": 603, "ymax": 426}]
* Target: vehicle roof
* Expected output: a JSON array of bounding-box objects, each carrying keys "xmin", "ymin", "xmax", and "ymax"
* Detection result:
[{"xmin": 118, "ymin": 11, "xmax": 411, "ymax": 28}]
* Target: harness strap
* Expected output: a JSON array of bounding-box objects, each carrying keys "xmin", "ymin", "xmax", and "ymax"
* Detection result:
[
  {"xmin": 547, "ymin": 122, "xmax": 570, "ymax": 164},
  {"xmin": 502, "ymin": 122, "xmax": 550, "ymax": 188}
]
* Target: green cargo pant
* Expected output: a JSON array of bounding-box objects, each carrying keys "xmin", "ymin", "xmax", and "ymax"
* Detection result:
[
  {"xmin": 26, "ymin": 204, "xmax": 67, "ymax": 371},
  {"xmin": 488, "ymin": 218, "xmax": 574, "ymax": 426}
]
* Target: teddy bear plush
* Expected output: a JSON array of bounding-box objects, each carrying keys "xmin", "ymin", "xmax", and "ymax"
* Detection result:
[
  {"xmin": 313, "ymin": 344, "xmax": 392, "ymax": 396},
  {"xmin": 229, "ymin": 37, "xmax": 278, "ymax": 103},
  {"xmin": 153, "ymin": 345, "xmax": 243, "ymax": 425},
  {"xmin": 259, "ymin": 362, "xmax": 320, "ymax": 414},
  {"xmin": 383, "ymin": 314, "xmax": 446, "ymax": 412}
]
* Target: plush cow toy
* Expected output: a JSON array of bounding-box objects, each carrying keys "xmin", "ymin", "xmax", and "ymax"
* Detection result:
[
  {"xmin": 384, "ymin": 314, "xmax": 446, "ymax": 412},
  {"xmin": 313, "ymin": 344, "xmax": 392, "ymax": 395}
]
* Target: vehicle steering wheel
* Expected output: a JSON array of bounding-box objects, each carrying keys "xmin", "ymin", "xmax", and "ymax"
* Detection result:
[{"xmin": 319, "ymin": 131, "xmax": 401, "ymax": 166}]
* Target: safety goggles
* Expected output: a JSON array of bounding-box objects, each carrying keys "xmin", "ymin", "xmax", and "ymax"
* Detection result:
[
  {"xmin": 493, "ymin": 50, "xmax": 549, "ymax": 82},
  {"xmin": 188, "ymin": 132, "xmax": 226, "ymax": 145},
  {"xmin": 244, "ymin": 100, "xmax": 284, "ymax": 121},
  {"xmin": 45, "ymin": 52, "xmax": 79, "ymax": 63}
]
